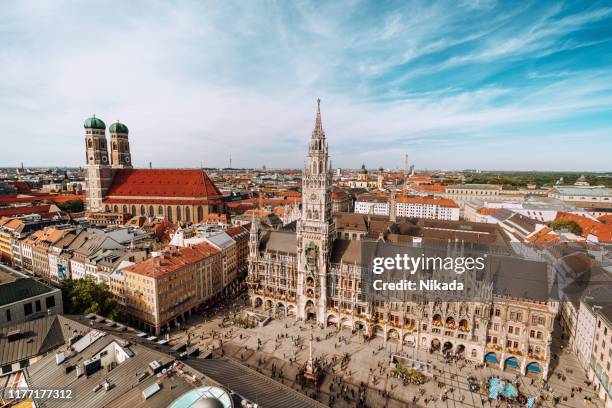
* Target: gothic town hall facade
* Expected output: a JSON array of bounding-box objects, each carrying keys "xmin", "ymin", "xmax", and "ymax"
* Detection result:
[{"xmin": 248, "ymin": 100, "xmax": 557, "ymax": 379}]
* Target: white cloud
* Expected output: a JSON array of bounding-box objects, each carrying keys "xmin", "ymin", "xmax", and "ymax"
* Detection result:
[{"xmin": 0, "ymin": 1, "xmax": 611, "ymax": 171}]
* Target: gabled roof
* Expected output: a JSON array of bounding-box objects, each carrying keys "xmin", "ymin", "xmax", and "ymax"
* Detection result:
[{"xmin": 105, "ymin": 169, "xmax": 222, "ymax": 199}]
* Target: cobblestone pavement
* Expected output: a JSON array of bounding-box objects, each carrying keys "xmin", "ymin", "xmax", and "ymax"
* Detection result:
[{"xmin": 169, "ymin": 302, "xmax": 600, "ymax": 407}]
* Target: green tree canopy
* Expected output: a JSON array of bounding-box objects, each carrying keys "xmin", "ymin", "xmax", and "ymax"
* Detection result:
[
  {"xmin": 61, "ymin": 277, "xmax": 121, "ymax": 320},
  {"xmin": 57, "ymin": 199, "xmax": 84, "ymax": 213}
]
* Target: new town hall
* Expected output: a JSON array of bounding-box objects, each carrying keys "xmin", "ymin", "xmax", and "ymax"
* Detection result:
[{"xmin": 247, "ymin": 100, "xmax": 557, "ymax": 378}]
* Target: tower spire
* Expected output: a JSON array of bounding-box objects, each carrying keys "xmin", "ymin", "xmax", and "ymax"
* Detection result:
[{"xmin": 312, "ymin": 98, "xmax": 324, "ymax": 139}]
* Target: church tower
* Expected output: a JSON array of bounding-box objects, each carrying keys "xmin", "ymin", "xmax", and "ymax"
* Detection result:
[
  {"xmin": 296, "ymin": 99, "xmax": 335, "ymax": 322},
  {"xmin": 109, "ymin": 121, "xmax": 132, "ymax": 168},
  {"xmin": 84, "ymin": 115, "xmax": 113, "ymax": 212}
]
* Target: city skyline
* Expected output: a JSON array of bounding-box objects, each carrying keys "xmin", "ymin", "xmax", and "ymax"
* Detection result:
[{"xmin": 1, "ymin": 1, "xmax": 612, "ymax": 171}]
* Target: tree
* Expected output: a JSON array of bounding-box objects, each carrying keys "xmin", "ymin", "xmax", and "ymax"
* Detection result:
[
  {"xmin": 61, "ymin": 277, "xmax": 121, "ymax": 320},
  {"xmin": 546, "ymin": 220, "xmax": 582, "ymax": 235},
  {"xmin": 57, "ymin": 199, "xmax": 84, "ymax": 213}
]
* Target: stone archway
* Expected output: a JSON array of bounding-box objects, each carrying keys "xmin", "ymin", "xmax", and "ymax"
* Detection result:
[
  {"xmin": 526, "ymin": 362, "xmax": 543, "ymax": 378},
  {"xmin": 504, "ymin": 357, "xmax": 520, "ymax": 372},
  {"xmin": 456, "ymin": 344, "xmax": 466, "ymax": 355},
  {"xmin": 305, "ymin": 300, "xmax": 317, "ymax": 322},
  {"xmin": 253, "ymin": 297, "xmax": 263, "ymax": 309},
  {"xmin": 327, "ymin": 314, "xmax": 339, "ymax": 328},
  {"xmin": 277, "ymin": 302, "xmax": 286, "ymax": 317},
  {"xmin": 287, "ymin": 305, "xmax": 296, "ymax": 317},
  {"xmin": 442, "ymin": 341, "xmax": 453, "ymax": 354},
  {"xmin": 430, "ymin": 338, "xmax": 441, "ymax": 352},
  {"xmin": 387, "ymin": 328, "xmax": 399, "ymax": 342},
  {"xmin": 485, "ymin": 352, "xmax": 499, "ymax": 366},
  {"xmin": 354, "ymin": 320, "xmax": 366, "ymax": 333}
]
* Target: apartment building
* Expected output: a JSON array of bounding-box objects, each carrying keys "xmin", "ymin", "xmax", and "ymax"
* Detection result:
[
  {"xmin": 123, "ymin": 243, "xmax": 222, "ymax": 334},
  {"xmin": 354, "ymin": 194, "xmax": 460, "ymax": 221},
  {"xmin": 443, "ymin": 184, "xmax": 525, "ymax": 209},
  {"xmin": 395, "ymin": 196, "xmax": 460, "ymax": 221}
]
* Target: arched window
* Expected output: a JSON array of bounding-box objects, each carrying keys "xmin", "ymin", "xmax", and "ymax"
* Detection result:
[
  {"xmin": 122, "ymin": 205, "xmax": 128, "ymax": 214},
  {"xmin": 140, "ymin": 205, "xmax": 145, "ymax": 216},
  {"xmin": 113, "ymin": 205, "xmax": 118, "ymax": 213},
  {"xmin": 87, "ymin": 139, "xmax": 93, "ymax": 148},
  {"xmin": 176, "ymin": 207, "xmax": 182, "ymax": 221},
  {"xmin": 131, "ymin": 205, "xmax": 136, "ymax": 216},
  {"xmin": 112, "ymin": 142, "xmax": 117, "ymax": 150},
  {"xmin": 105, "ymin": 205, "xmax": 110, "ymax": 211},
  {"xmin": 185, "ymin": 207, "xmax": 191, "ymax": 222},
  {"xmin": 167, "ymin": 206, "xmax": 173, "ymax": 222},
  {"xmin": 197, "ymin": 206, "xmax": 203, "ymax": 223},
  {"xmin": 148, "ymin": 205, "xmax": 154, "ymax": 217},
  {"xmin": 158, "ymin": 206, "xmax": 163, "ymax": 215}
]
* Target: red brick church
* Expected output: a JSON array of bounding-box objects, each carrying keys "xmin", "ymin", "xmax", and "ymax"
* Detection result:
[{"xmin": 83, "ymin": 115, "xmax": 226, "ymax": 223}]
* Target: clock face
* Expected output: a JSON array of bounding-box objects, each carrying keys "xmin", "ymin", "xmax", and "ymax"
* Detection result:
[{"xmin": 310, "ymin": 193, "xmax": 317, "ymax": 201}]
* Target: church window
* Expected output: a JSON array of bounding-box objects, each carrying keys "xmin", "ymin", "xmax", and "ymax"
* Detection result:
[
  {"xmin": 113, "ymin": 142, "xmax": 117, "ymax": 150},
  {"xmin": 185, "ymin": 207, "xmax": 191, "ymax": 222},
  {"xmin": 148, "ymin": 205, "xmax": 154, "ymax": 216},
  {"xmin": 122, "ymin": 205, "xmax": 127, "ymax": 214},
  {"xmin": 87, "ymin": 139, "xmax": 93, "ymax": 148},
  {"xmin": 113, "ymin": 205, "xmax": 118, "ymax": 213},
  {"xmin": 176, "ymin": 207, "xmax": 182, "ymax": 221},
  {"xmin": 167, "ymin": 207, "xmax": 173, "ymax": 222},
  {"xmin": 140, "ymin": 205, "xmax": 145, "ymax": 216},
  {"xmin": 131, "ymin": 205, "xmax": 136, "ymax": 216},
  {"xmin": 197, "ymin": 206, "xmax": 203, "ymax": 222},
  {"xmin": 158, "ymin": 206, "xmax": 163, "ymax": 215}
]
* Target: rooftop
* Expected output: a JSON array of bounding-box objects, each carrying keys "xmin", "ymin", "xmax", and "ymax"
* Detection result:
[
  {"xmin": 125, "ymin": 243, "xmax": 220, "ymax": 278},
  {"xmin": 105, "ymin": 169, "xmax": 222, "ymax": 199},
  {"xmin": 0, "ymin": 265, "xmax": 57, "ymax": 307}
]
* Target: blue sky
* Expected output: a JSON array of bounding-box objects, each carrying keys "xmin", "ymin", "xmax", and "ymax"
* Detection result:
[{"xmin": 1, "ymin": 0, "xmax": 611, "ymax": 171}]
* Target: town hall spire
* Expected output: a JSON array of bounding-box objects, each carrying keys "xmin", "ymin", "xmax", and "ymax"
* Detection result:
[{"xmin": 312, "ymin": 97, "xmax": 325, "ymax": 139}]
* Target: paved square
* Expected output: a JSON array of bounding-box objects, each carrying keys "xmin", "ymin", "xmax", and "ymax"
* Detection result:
[{"xmin": 169, "ymin": 301, "xmax": 601, "ymax": 407}]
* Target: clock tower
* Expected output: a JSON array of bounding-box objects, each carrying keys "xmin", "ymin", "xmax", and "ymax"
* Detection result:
[{"xmin": 296, "ymin": 99, "xmax": 335, "ymax": 322}]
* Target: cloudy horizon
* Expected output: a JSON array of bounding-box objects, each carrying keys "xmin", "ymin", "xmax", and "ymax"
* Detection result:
[{"xmin": 1, "ymin": 1, "xmax": 611, "ymax": 171}]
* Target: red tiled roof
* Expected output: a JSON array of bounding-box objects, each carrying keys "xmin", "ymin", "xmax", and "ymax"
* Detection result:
[
  {"xmin": 105, "ymin": 169, "xmax": 222, "ymax": 199},
  {"xmin": 331, "ymin": 191, "xmax": 349, "ymax": 200},
  {"xmin": 527, "ymin": 226, "xmax": 561, "ymax": 244},
  {"xmin": 0, "ymin": 205, "xmax": 54, "ymax": 217},
  {"xmin": 103, "ymin": 198, "xmax": 224, "ymax": 205},
  {"xmin": 8, "ymin": 181, "xmax": 32, "ymax": 193},
  {"xmin": 599, "ymin": 214, "xmax": 612, "ymax": 225},
  {"xmin": 0, "ymin": 194, "xmax": 84, "ymax": 205},
  {"xmin": 413, "ymin": 184, "xmax": 446, "ymax": 193},
  {"xmin": 396, "ymin": 196, "xmax": 459, "ymax": 208},
  {"xmin": 225, "ymin": 225, "xmax": 248, "ymax": 238},
  {"xmin": 556, "ymin": 212, "xmax": 612, "ymax": 243},
  {"xmin": 45, "ymin": 194, "xmax": 85, "ymax": 203},
  {"xmin": 125, "ymin": 243, "xmax": 219, "ymax": 278}
]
